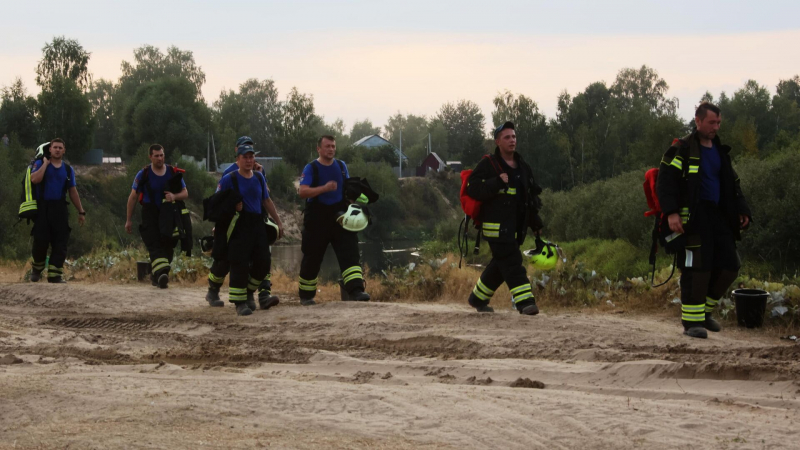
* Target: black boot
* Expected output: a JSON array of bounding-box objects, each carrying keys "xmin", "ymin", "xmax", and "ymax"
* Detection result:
[
  {"xmin": 300, "ymin": 298, "xmax": 317, "ymax": 306},
  {"xmin": 206, "ymin": 285, "xmax": 224, "ymax": 307},
  {"xmin": 468, "ymin": 293, "xmax": 494, "ymax": 313},
  {"xmin": 516, "ymin": 299, "xmax": 539, "ymax": 316},
  {"xmin": 157, "ymin": 273, "xmax": 169, "ymax": 289},
  {"xmin": 683, "ymin": 326, "xmax": 708, "ymax": 339},
  {"xmin": 349, "ymin": 289, "xmax": 371, "ymax": 302},
  {"xmin": 258, "ymin": 290, "xmax": 280, "ymax": 310},
  {"xmin": 30, "ymin": 269, "xmax": 42, "ymax": 282},
  {"xmin": 246, "ymin": 291, "xmax": 257, "ymax": 312},
  {"xmin": 235, "ymin": 302, "xmax": 253, "ymax": 316},
  {"xmin": 704, "ymin": 313, "xmax": 722, "ymax": 332}
]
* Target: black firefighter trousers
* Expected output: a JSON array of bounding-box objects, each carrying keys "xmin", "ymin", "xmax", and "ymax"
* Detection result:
[
  {"xmin": 140, "ymin": 204, "xmax": 177, "ymax": 279},
  {"xmin": 678, "ymin": 201, "xmax": 741, "ymax": 329},
  {"xmin": 226, "ymin": 212, "xmax": 270, "ymax": 304},
  {"xmin": 472, "ymin": 242, "xmax": 535, "ymax": 309},
  {"xmin": 298, "ymin": 202, "xmax": 364, "ymax": 300},
  {"xmin": 31, "ymin": 200, "xmax": 71, "ymax": 282}
]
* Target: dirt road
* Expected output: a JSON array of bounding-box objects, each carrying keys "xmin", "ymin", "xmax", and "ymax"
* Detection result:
[{"xmin": 1, "ymin": 283, "xmax": 799, "ymax": 449}]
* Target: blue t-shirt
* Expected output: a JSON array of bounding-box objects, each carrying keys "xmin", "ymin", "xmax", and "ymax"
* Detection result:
[
  {"xmin": 32, "ymin": 160, "xmax": 76, "ymax": 201},
  {"xmin": 299, "ymin": 159, "xmax": 350, "ymax": 205},
  {"xmin": 223, "ymin": 162, "xmax": 267, "ymax": 181},
  {"xmin": 700, "ymin": 143, "xmax": 721, "ymax": 204},
  {"xmin": 131, "ymin": 166, "xmax": 187, "ymax": 206},
  {"xmin": 216, "ymin": 171, "xmax": 269, "ymax": 214}
]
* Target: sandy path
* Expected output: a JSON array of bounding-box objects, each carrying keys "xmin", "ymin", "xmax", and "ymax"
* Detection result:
[{"xmin": 1, "ymin": 283, "xmax": 798, "ymax": 449}]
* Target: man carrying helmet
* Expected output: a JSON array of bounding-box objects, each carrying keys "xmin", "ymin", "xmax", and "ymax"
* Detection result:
[
  {"xmin": 29, "ymin": 139, "xmax": 86, "ymax": 283},
  {"xmin": 297, "ymin": 135, "xmax": 370, "ymax": 305},
  {"xmin": 657, "ymin": 102, "xmax": 752, "ymax": 339},
  {"xmin": 215, "ymin": 144, "xmax": 284, "ymax": 316},
  {"xmin": 205, "ymin": 136, "xmax": 279, "ymax": 309},
  {"xmin": 465, "ymin": 121, "xmax": 544, "ymax": 315}
]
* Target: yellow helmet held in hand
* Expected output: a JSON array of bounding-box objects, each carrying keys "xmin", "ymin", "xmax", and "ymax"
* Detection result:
[
  {"xmin": 265, "ymin": 217, "xmax": 279, "ymax": 245},
  {"xmin": 337, "ymin": 204, "xmax": 369, "ymax": 232},
  {"xmin": 524, "ymin": 237, "xmax": 563, "ymax": 271}
]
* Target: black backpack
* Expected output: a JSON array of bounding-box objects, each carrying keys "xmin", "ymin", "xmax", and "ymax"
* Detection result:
[{"xmin": 18, "ymin": 156, "xmax": 73, "ymax": 223}]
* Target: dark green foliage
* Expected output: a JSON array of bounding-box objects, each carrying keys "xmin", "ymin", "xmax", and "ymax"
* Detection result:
[
  {"xmin": 0, "ymin": 79, "xmax": 39, "ymax": 148},
  {"xmin": 37, "ymin": 77, "xmax": 96, "ymax": 162},
  {"xmin": 118, "ymin": 77, "xmax": 209, "ymax": 159},
  {"xmin": 265, "ymin": 160, "xmax": 297, "ymax": 200}
]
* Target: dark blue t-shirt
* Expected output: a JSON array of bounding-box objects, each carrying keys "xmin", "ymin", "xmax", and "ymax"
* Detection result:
[
  {"xmin": 700, "ymin": 143, "xmax": 721, "ymax": 204},
  {"xmin": 223, "ymin": 162, "xmax": 267, "ymax": 181},
  {"xmin": 216, "ymin": 171, "xmax": 269, "ymax": 214},
  {"xmin": 32, "ymin": 160, "xmax": 76, "ymax": 201},
  {"xmin": 131, "ymin": 166, "xmax": 187, "ymax": 206},
  {"xmin": 299, "ymin": 159, "xmax": 350, "ymax": 205}
]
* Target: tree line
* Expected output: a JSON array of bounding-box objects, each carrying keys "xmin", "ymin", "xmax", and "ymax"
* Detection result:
[{"xmin": 2, "ymin": 37, "xmax": 799, "ymax": 194}]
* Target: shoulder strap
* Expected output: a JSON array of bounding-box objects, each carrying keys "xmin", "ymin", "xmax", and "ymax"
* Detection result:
[
  {"xmin": 142, "ymin": 166, "xmax": 158, "ymax": 205},
  {"xmin": 311, "ymin": 161, "xmax": 320, "ymax": 188},
  {"xmin": 230, "ymin": 172, "xmax": 240, "ymax": 194},
  {"xmin": 259, "ymin": 172, "xmax": 267, "ymax": 196},
  {"xmin": 483, "ymin": 154, "xmax": 504, "ymax": 175},
  {"xmin": 335, "ymin": 159, "xmax": 346, "ymax": 179},
  {"xmin": 37, "ymin": 161, "xmax": 46, "ymax": 199},
  {"xmin": 63, "ymin": 164, "xmax": 73, "ymax": 194}
]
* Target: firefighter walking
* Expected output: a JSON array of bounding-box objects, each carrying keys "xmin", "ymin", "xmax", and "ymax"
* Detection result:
[
  {"xmin": 205, "ymin": 136, "xmax": 279, "ymax": 308},
  {"xmin": 125, "ymin": 144, "xmax": 188, "ymax": 289},
  {"xmin": 29, "ymin": 139, "xmax": 86, "ymax": 283},
  {"xmin": 465, "ymin": 122, "xmax": 544, "ymax": 315},
  {"xmin": 214, "ymin": 144, "xmax": 284, "ymax": 315},
  {"xmin": 657, "ymin": 102, "xmax": 752, "ymax": 339},
  {"xmin": 297, "ymin": 135, "xmax": 370, "ymax": 305}
]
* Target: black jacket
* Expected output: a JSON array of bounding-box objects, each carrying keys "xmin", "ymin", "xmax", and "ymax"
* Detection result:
[
  {"xmin": 203, "ymin": 187, "xmax": 243, "ymax": 260},
  {"xmin": 656, "ymin": 130, "xmax": 751, "ymax": 240},
  {"xmin": 466, "ymin": 149, "xmax": 543, "ymax": 245}
]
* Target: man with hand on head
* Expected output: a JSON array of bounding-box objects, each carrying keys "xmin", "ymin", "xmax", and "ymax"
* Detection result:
[
  {"xmin": 205, "ymin": 136, "xmax": 280, "ymax": 309},
  {"xmin": 29, "ymin": 138, "xmax": 86, "ymax": 283}
]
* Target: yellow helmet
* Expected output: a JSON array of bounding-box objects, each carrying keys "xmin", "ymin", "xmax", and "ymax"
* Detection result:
[
  {"xmin": 35, "ymin": 142, "xmax": 51, "ymax": 159},
  {"xmin": 524, "ymin": 238, "xmax": 563, "ymax": 271},
  {"xmin": 337, "ymin": 204, "xmax": 369, "ymax": 232},
  {"xmin": 265, "ymin": 217, "xmax": 279, "ymax": 245}
]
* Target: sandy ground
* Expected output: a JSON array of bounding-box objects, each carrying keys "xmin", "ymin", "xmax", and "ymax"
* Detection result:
[{"xmin": 1, "ymin": 282, "xmax": 799, "ymax": 450}]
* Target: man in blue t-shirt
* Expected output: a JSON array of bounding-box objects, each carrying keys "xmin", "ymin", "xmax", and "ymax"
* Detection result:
[
  {"xmin": 297, "ymin": 135, "xmax": 369, "ymax": 305},
  {"xmin": 124, "ymin": 144, "xmax": 189, "ymax": 289},
  {"xmin": 214, "ymin": 144, "xmax": 285, "ymax": 316},
  {"xmin": 29, "ymin": 138, "xmax": 86, "ymax": 283},
  {"xmin": 205, "ymin": 136, "xmax": 277, "ymax": 308}
]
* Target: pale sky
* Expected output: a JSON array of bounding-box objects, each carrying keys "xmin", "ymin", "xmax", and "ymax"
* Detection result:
[{"xmin": 2, "ymin": 0, "xmax": 799, "ymax": 133}]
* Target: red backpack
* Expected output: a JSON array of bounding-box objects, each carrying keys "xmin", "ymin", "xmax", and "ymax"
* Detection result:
[
  {"xmin": 644, "ymin": 138, "xmax": 686, "ymax": 286},
  {"xmin": 458, "ymin": 155, "xmax": 503, "ymax": 267}
]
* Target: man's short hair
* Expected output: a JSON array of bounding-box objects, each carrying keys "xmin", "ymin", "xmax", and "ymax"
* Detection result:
[
  {"xmin": 695, "ymin": 102, "xmax": 721, "ymax": 120},
  {"xmin": 149, "ymin": 144, "xmax": 164, "ymax": 155},
  {"xmin": 50, "ymin": 138, "xmax": 65, "ymax": 146},
  {"xmin": 317, "ymin": 135, "xmax": 335, "ymax": 147}
]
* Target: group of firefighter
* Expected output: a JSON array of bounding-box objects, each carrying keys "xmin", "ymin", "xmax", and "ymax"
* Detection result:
[{"xmin": 26, "ymin": 101, "xmax": 749, "ymax": 338}]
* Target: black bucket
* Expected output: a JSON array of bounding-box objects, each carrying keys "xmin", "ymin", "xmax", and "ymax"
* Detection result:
[
  {"xmin": 732, "ymin": 289, "xmax": 769, "ymax": 328},
  {"xmin": 136, "ymin": 261, "xmax": 152, "ymax": 282}
]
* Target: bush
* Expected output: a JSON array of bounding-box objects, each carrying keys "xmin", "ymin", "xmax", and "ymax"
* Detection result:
[{"xmin": 267, "ymin": 160, "xmax": 298, "ymax": 200}]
